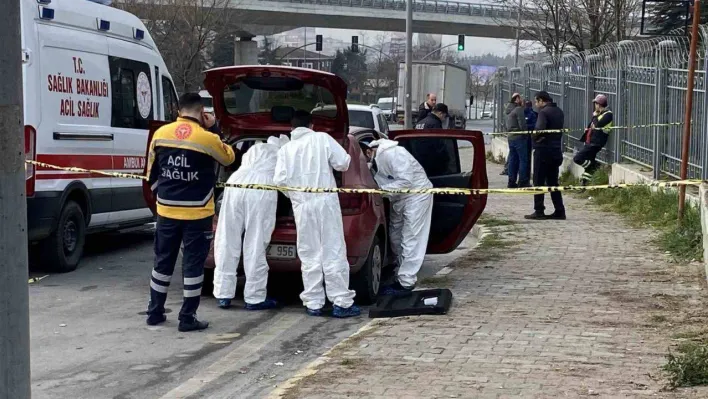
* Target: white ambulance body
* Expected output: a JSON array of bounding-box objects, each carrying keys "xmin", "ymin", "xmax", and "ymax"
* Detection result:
[{"xmin": 23, "ymin": 0, "xmax": 180, "ymax": 272}]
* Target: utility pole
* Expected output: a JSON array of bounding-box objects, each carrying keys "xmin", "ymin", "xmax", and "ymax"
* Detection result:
[
  {"xmin": 514, "ymin": 0, "xmax": 522, "ymax": 66},
  {"xmin": 404, "ymin": 0, "xmax": 413, "ymax": 128},
  {"xmin": 0, "ymin": 0, "xmax": 31, "ymax": 398},
  {"xmin": 678, "ymin": 0, "xmax": 701, "ymax": 221}
]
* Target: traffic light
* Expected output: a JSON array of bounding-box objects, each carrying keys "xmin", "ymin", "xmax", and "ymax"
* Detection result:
[
  {"xmin": 315, "ymin": 34, "xmax": 323, "ymax": 52},
  {"xmin": 352, "ymin": 36, "xmax": 359, "ymax": 53},
  {"xmin": 457, "ymin": 35, "xmax": 465, "ymax": 51}
]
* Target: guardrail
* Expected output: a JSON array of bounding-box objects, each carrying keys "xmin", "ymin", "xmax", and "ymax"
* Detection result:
[{"xmin": 253, "ymin": 0, "xmax": 528, "ymax": 19}]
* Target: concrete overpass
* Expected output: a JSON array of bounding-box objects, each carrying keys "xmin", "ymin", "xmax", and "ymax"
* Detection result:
[{"xmin": 232, "ymin": 0, "xmax": 527, "ymax": 40}]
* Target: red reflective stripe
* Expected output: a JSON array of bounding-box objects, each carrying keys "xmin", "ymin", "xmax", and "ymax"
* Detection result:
[
  {"xmin": 35, "ymin": 154, "xmax": 147, "ymax": 171},
  {"xmin": 35, "ymin": 173, "xmax": 111, "ymax": 180}
]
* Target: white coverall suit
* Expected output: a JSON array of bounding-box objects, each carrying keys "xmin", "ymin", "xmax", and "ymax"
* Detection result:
[
  {"xmin": 274, "ymin": 127, "xmax": 356, "ymax": 310},
  {"xmin": 370, "ymin": 139, "xmax": 434, "ymax": 288},
  {"xmin": 213, "ymin": 136, "xmax": 287, "ymax": 304}
]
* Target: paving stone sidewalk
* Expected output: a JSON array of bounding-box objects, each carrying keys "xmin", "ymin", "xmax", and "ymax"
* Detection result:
[{"xmin": 274, "ymin": 161, "xmax": 708, "ymax": 399}]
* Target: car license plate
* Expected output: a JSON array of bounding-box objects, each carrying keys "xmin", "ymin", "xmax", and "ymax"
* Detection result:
[{"xmin": 267, "ymin": 244, "xmax": 297, "ymax": 260}]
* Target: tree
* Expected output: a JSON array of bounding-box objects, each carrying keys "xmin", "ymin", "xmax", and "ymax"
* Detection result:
[
  {"xmin": 468, "ymin": 66, "xmax": 495, "ymax": 118},
  {"xmin": 259, "ymin": 36, "xmax": 282, "ymax": 65},
  {"xmin": 116, "ymin": 0, "xmax": 246, "ymax": 93},
  {"xmin": 493, "ymin": 0, "xmax": 640, "ymax": 59},
  {"xmin": 648, "ymin": 1, "xmax": 704, "ymax": 35},
  {"xmin": 210, "ymin": 30, "xmax": 235, "ymax": 68},
  {"xmin": 330, "ymin": 48, "xmax": 368, "ymax": 94}
]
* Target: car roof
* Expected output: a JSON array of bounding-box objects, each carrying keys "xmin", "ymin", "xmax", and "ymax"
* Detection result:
[{"xmin": 347, "ymin": 104, "xmax": 380, "ymax": 113}]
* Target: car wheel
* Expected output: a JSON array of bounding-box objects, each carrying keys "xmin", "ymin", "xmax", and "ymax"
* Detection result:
[
  {"xmin": 352, "ymin": 235, "xmax": 383, "ymax": 305},
  {"xmin": 40, "ymin": 200, "xmax": 86, "ymax": 273}
]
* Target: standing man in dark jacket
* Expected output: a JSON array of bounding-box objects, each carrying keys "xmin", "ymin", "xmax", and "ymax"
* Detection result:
[
  {"xmin": 575, "ymin": 94, "xmax": 613, "ymax": 184},
  {"xmin": 414, "ymin": 103, "xmax": 450, "ymax": 176},
  {"xmin": 505, "ymin": 93, "xmax": 531, "ymax": 188},
  {"xmin": 526, "ymin": 91, "xmax": 566, "ymax": 220},
  {"xmin": 417, "ymin": 93, "xmax": 437, "ymax": 123}
]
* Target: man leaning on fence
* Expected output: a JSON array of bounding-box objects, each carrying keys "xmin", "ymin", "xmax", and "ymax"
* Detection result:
[
  {"xmin": 526, "ymin": 90, "xmax": 566, "ymax": 221},
  {"xmin": 575, "ymin": 94, "xmax": 613, "ymax": 185},
  {"xmin": 504, "ymin": 93, "xmax": 531, "ymax": 188}
]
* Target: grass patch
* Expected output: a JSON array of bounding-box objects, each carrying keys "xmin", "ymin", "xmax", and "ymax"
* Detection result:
[
  {"xmin": 478, "ymin": 216, "xmax": 517, "ymax": 227},
  {"xmin": 419, "ymin": 274, "xmax": 454, "ymax": 286},
  {"xmin": 587, "ymin": 186, "xmax": 702, "ymax": 263},
  {"xmin": 664, "ymin": 342, "xmax": 708, "ymax": 388},
  {"xmin": 650, "ymin": 314, "xmax": 669, "ymax": 324},
  {"xmin": 340, "ymin": 358, "xmax": 364, "ymax": 368}
]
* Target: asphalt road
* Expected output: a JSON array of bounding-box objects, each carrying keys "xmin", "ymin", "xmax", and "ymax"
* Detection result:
[{"xmin": 28, "ymin": 118, "xmax": 494, "ymax": 399}]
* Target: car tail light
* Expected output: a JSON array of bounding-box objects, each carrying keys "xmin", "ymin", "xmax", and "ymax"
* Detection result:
[
  {"xmin": 339, "ymin": 193, "xmax": 366, "ymax": 215},
  {"xmin": 25, "ymin": 125, "xmax": 36, "ymax": 197}
]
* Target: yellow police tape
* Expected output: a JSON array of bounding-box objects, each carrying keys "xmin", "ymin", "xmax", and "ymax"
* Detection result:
[
  {"xmin": 485, "ymin": 121, "xmax": 686, "ymax": 136},
  {"xmin": 26, "ymin": 160, "xmax": 706, "ymax": 195}
]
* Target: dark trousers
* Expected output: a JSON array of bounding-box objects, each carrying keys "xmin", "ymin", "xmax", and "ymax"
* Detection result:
[
  {"xmin": 507, "ymin": 137, "xmax": 531, "ymax": 188},
  {"xmin": 533, "ymin": 148, "xmax": 565, "ymax": 215},
  {"xmin": 573, "ymin": 145, "xmax": 603, "ymax": 177},
  {"xmin": 147, "ymin": 215, "xmax": 214, "ymax": 323}
]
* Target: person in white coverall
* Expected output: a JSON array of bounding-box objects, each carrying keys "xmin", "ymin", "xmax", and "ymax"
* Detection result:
[
  {"xmin": 274, "ymin": 110, "xmax": 360, "ymax": 318},
  {"xmin": 213, "ymin": 135, "xmax": 289, "ymax": 310},
  {"xmin": 361, "ymin": 139, "xmax": 434, "ymax": 295}
]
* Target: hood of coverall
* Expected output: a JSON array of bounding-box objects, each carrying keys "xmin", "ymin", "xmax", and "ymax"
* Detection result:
[
  {"xmin": 236, "ymin": 142, "xmax": 279, "ymax": 177},
  {"xmin": 369, "ymin": 138, "xmax": 399, "ymax": 158}
]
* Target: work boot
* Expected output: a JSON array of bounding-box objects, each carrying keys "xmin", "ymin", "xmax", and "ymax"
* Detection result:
[
  {"xmin": 380, "ymin": 281, "xmax": 414, "ymax": 296},
  {"xmin": 146, "ymin": 314, "xmax": 166, "ymax": 326},
  {"xmin": 217, "ymin": 299, "xmax": 232, "ymax": 309},
  {"xmin": 178, "ymin": 318, "xmax": 209, "ymax": 332},
  {"xmin": 306, "ymin": 307, "xmax": 324, "ymax": 317},
  {"xmin": 332, "ymin": 305, "xmax": 362, "ymax": 318},
  {"xmin": 524, "ymin": 211, "xmax": 547, "ymax": 220},
  {"xmin": 245, "ymin": 298, "xmax": 279, "ymax": 311},
  {"xmin": 547, "ymin": 212, "xmax": 567, "ymax": 220}
]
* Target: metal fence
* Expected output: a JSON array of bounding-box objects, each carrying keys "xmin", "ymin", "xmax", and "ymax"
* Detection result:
[{"xmin": 494, "ymin": 26, "xmax": 708, "ymax": 180}]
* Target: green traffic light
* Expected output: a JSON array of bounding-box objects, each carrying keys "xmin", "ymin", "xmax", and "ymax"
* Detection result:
[{"xmin": 457, "ymin": 45, "xmax": 464, "ymax": 51}]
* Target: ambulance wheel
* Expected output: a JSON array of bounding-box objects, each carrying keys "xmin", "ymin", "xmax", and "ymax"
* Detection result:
[
  {"xmin": 41, "ymin": 200, "xmax": 86, "ymax": 273},
  {"xmin": 352, "ymin": 236, "xmax": 383, "ymax": 305}
]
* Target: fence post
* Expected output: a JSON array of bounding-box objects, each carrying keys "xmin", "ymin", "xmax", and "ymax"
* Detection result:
[
  {"xmin": 560, "ymin": 55, "xmax": 571, "ymax": 152},
  {"xmin": 614, "ymin": 41, "xmax": 632, "ymax": 164},
  {"xmin": 652, "ymin": 40, "xmax": 677, "ymax": 180},
  {"xmin": 702, "ymin": 35, "xmax": 708, "ymax": 179}
]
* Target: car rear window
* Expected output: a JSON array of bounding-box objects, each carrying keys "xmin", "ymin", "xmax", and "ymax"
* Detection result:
[
  {"xmin": 223, "ymin": 79, "xmax": 337, "ymax": 118},
  {"xmin": 348, "ymin": 110, "xmax": 375, "ymax": 129}
]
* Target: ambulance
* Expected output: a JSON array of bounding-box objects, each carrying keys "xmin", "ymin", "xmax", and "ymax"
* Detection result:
[{"xmin": 23, "ymin": 0, "xmax": 179, "ymax": 272}]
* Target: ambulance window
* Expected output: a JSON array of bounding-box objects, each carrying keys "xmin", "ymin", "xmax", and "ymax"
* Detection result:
[
  {"xmin": 109, "ymin": 57, "xmax": 154, "ymax": 129},
  {"xmin": 162, "ymin": 76, "xmax": 179, "ymax": 122}
]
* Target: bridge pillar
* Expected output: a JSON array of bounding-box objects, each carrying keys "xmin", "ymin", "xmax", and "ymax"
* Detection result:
[{"xmin": 234, "ymin": 37, "xmax": 258, "ymax": 65}]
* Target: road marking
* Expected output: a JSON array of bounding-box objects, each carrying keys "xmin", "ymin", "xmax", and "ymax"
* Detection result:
[
  {"xmin": 29, "ymin": 275, "xmax": 49, "ymax": 284},
  {"xmin": 266, "ymin": 320, "xmax": 381, "ymax": 399},
  {"xmin": 159, "ymin": 313, "xmax": 303, "ymax": 399}
]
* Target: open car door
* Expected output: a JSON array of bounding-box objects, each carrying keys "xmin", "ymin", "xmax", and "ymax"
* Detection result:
[
  {"xmin": 388, "ymin": 129, "xmax": 488, "ymax": 254},
  {"xmin": 142, "ymin": 120, "xmax": 170, "ymax": 216}
]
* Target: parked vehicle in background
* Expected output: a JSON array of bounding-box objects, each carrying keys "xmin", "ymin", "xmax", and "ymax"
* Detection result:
[
  {"xmin": 376, "ymin": 96, "xmax": 402, "ymax": 122},
  {"xmin": 23, "ymin": 0, "xmax": 177, "ymax": 272},
  {"xmin": 347, "ymin": 104, "xmax": 390, "ymax": 136},
  {"xmin": 397, "ymin": 61, "xmax": 470, "ymax": 129},
  {"xmin": 143, "ymin": 66, "xmax": 489, "ymax": 304}
]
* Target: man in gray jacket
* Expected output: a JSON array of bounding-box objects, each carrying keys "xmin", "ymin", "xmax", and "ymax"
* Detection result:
[{"xmin": 504, "ymin": 93, "xmax": 531, "ymax": 188}]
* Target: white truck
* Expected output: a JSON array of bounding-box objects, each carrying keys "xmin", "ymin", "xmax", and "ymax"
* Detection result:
[{"xmin": 397, "ymin": 61, "xmax": 470, "ymax": 129}]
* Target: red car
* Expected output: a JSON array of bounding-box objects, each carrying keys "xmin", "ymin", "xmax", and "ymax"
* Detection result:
[{"xmin": 143, "ymin": 66, "xmax": 488, "ymax": 304}]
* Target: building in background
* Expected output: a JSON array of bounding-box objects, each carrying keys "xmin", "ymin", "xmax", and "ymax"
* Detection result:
[
  {"xmin": 416, "ymin": 33, "xmax": 442, "ymax": 59},
  {"xmin": 275, "ymin": 27, "xmax": 317, "ymax": 48},
  {"xmin": 269, "ymin": 47, "xmax": 334, "ymax": 71}
]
